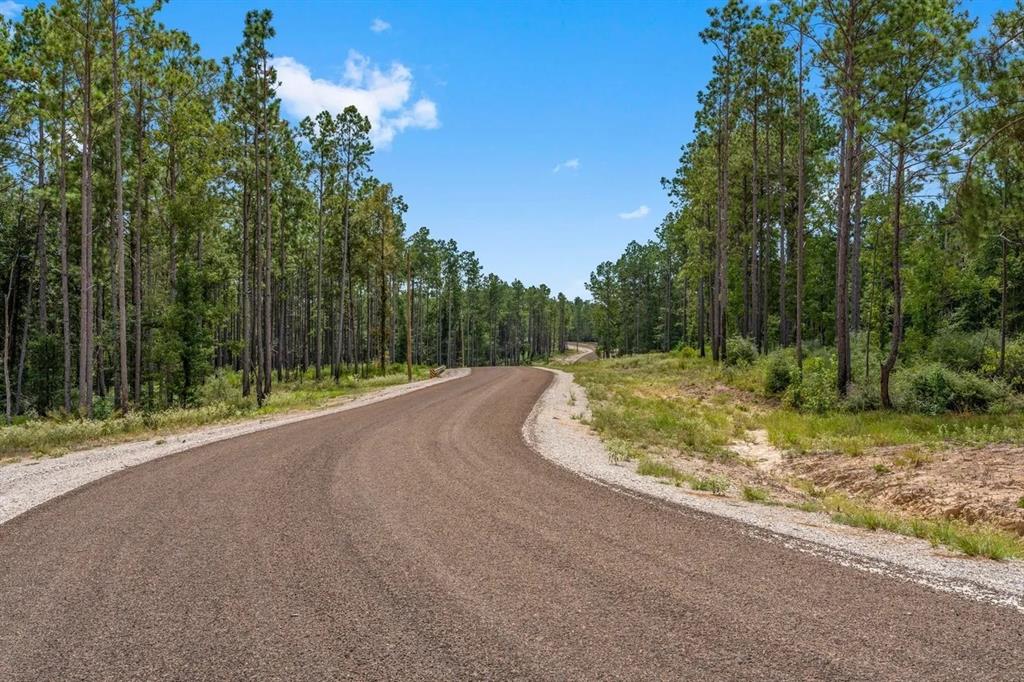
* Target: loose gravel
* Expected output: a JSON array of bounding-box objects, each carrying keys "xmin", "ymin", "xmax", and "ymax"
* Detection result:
[
  {"xmin": 524, "ymin": 367, "xmax": 1024, "ymax": 612},
  {"xmin": 0, "ymin": 369, "xmax": 470, "ymax": 526}
]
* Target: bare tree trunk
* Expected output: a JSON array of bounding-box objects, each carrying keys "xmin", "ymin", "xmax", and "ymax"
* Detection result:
[
  {"xmin": 132, "ymin": 77, "xmax": 145, "ymax": 404},
  {"xmin": 3, "ymin": 260, "xmax": 16, "ymax": 424},
  {"xmin": 78, "ymin": 3, "xmax": 95, "ymax": 417},
  {"xmin": 880, "ymin": 146, "xmax": 906, "ymax": 409},
  {"xmin": 795, "ymin": 27, "xmax": 806, "ymax": 372},
  {"xmin": 112, "ymin": 0, "xmax": 129, "ymax": 410},
  {"xmin": 262, "ymin": 54, "xmax": 273, "ymax": 397},
  {"xmin": 35, "ymin": 116, "xmax": 47, "ymax": 332},
  {"xmin": 1000, "ymin": 229, "xmax": 1008, "ymax": 375},
  {"xmin": 59, "ymin": 69, "xmax": 72, "ymax": 412},
  {"xmin": 834, "ymin": 16, "xmax": 856, "ymax": 397},
  {"xmin": 778, "ymin": 104, "xmax": 787, "ymax": 348},
  {"xmin": 850, "ymin": 130, "xmax": 865, "ymax": 334},
  {"xmin": 750, "ymin": 82, "xmax": 760, "ymax": 348},
  {"xmin": 406, "ymin": 253, "xmax": 413, "ymax": 381},
  {"xmin": 241, "ymin": 169, "xmax": 251, "ymax": 397},
  {"xmin": 715, "ymin": 87, "xmax": 730, "ymax": 362}
]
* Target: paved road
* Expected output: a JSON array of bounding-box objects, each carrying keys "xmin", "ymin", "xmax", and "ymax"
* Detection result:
[{"xmin": 1, "ymin": 367, "xmax": 1021, "ymax": 680}]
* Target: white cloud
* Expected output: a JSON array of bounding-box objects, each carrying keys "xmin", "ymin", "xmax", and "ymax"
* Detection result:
[
  {"xmin": 618, "ymin": 205, "xmax": 650, "ymax": 220},
  {"xmin": 370, "ymin": 18, "xmax": 391, "ymax": 33},
  {"xmin": 552, "ymin": 158, "xmax": 580, "ymax": 173},
  {"xmin": 0, "ymin": 1, "xmax": 23, "ymax": 18},
  {"xmin": 273, "ymin": 51, "xmax": 439, "ymax": 147}
]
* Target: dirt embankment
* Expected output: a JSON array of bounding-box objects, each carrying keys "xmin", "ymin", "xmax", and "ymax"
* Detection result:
[
  {"xmin": 784, "ymin": 445, "xmax": 1024, "ymax": 535},
  {"xmin": 653, "ymin": 377, "xmax": 1024, "ymax": 536}
]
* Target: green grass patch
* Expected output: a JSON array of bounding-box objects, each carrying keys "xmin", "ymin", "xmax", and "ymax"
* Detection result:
[
  {"xmin": 763, "ymin": 403, "xmax": 1024, "ymax": 455},
  {"xmin": 822, "ymin": 493, "xmax": 1024, "ymax": 561},
  {"xmin": 742, "ymin": 486, "xmax": 771, "ymax": 503}
]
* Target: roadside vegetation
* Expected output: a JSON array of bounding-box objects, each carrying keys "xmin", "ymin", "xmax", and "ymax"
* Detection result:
[
  {"xmin": 572, "ymin": 0, "xmax": 1024, "ymax": 561},
  {"xmin": 566, "ymin": 349, "xmax": 1024, "ymax": 560},
  {"xmin": 0, "ymin": 365, "xmax": 429, "ymax": 463}
]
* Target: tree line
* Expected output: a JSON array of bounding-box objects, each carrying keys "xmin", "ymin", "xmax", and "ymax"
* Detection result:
[
  {"xmin": 588, "ymin": 0, "xmax": 1023, "ymax": 411},
  {"xmin": 0, "ymin": 1, "xmax": 593, "ymax": 422}
]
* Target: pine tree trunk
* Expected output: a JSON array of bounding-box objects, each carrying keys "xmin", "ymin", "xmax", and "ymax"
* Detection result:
[
  {"xmin": 880, "ymin": 146, "xmax": 906, "ymax": 409},
  {"xmin": 78, "ymin": 4, "xmax": 95, "ymax": 417},
  {"xmin": 112, "ymin": 0, "xmax": 129, "ymax": 410},
  {"xmin": 35, "ymin": 116, "xmax": 47, "ymax": 332},
  {"xmin": 59, "ymin": 69, "xmax": 72, "ymax": 412}
]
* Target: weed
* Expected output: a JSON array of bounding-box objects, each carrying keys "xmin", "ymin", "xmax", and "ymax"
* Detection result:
[
  {"xmin": 742, "ymin": 486, "xmax": 770, "ymax": 503},
  {"xmin": 691, "ymin": 476, "xmax": 729, "ymax": 495},
  {"xmin": 873, "ymin": 463, "xmax": 891, "ymax": 475}
]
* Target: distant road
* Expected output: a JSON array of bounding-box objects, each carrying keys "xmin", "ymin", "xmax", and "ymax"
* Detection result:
[
  {"xmin": 1, "ymin": 367, "xmax": 1021, "ymax": 680},
  {"xmin": 563, "ymin": 341, "xmax": 597, "ymax": 363}
]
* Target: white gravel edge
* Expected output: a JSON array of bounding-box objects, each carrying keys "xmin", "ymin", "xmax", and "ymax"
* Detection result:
[
  {"xmin": 523, "ymin": 367, "xmax": 1024, "ymax": 613},
  {"xmin": 0, "ymin": 369, "xmax": 471, "ymax": 526}
]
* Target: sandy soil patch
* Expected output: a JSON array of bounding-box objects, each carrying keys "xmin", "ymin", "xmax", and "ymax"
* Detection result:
[{"xmin": 785, "ymin": 444, "xmax": 1024, "ymax": 535}]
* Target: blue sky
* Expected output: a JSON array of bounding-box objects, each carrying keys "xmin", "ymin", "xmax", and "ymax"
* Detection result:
[
  {"xmin": 147, "ymin": 0, "xmax": 725, "ymax": 299},
  {"xmin": 151, "ymin": 0, "xmax": 1012, "ymax": 299}
]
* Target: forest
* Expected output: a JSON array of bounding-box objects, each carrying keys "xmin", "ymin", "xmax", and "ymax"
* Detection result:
[
  {"xmin": 0, "ymin": 1, "xmax": 594, "ymax": 425},
  {"xmin": 587, "ymin": 0, "xmax": 1024, "ymax": 415}
]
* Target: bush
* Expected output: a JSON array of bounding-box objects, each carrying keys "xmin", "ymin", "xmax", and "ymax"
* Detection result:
[
  {"xmin": 725, "ymin": 335, "xmax": 757, "ymax": 366},
  {"xmin": 983, "ymin": 336, "xmax": 1024, "ymax": 393},
  {"xmin": 894, "ymin": 362, "xmax": 1006, "ymax": 415},
  {"xmin": 843, "ymin": 380, "xmax": 881, "ymax": 412},
  {"xmin": 674, "ymin": 342, "xmax": 698, "ymax": 358},
  {"xmin": 198, "ymin": 370, "xmax": 251, "ymax": 410},
  {"xmin": 928, "ymin": 328, "xmax": 998, "ymax": 373},
  {"xmin": 784, "ymin": 354, "xmax": 839, "ymax": 414},
  {"xmin": 92, "ymin": 395, "xmax": 115, "ymax": 420},
  {"xmin": 763, "ymin": 351, "xmax": 795, "ymax": 396}
]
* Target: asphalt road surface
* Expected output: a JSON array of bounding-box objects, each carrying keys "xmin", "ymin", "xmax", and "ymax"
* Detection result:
[{"xmin": 1, "ymin": 367, "xmax": 1022, "ymax": 680}]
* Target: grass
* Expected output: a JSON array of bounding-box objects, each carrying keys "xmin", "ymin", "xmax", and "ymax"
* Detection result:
[
  {"xmin": 0, "ymin": 366, "xmax": 431, "ymax": 462},
  {"xmin": 562, "ymin": 351, "xmax": 1024, "ymax": 561},
  {"xmin": 635, "ymin": 456, "xmax": 729, "ymax": 495},
  {"xmin": 786, "ymin": 483, "xmax": 1024, "ymax": 561},
  {"xmin": 742, "ymin": 485, "xmax": 771, "ymax": 503},
  {"xmin": 568, "ymin": 350, "xmax": 1024, "ymax": 458},
  {"xmin": 568, "ymin": 353, "xmax": 754, "ymax": 462},
  {"xmin": 764, "ymin": 409, "xmax": 1024, "ymax": 455}
]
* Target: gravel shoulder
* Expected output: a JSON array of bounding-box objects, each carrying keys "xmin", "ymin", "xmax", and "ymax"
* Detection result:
[
  {"xmin": 524, "ymin": 366, "xmax": 1024, "ymax": 612},
  {"xmin": 0, "ymin": 369, "xmax": 470, "ymax": 526}
]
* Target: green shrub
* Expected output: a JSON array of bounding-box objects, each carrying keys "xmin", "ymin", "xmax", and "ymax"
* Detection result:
[
  {"xmin": 691, "ymin": 476, "xmax": 729, "ymax": 495},
  {"xmin": 763, "ymin": 351, "xmax": 795, "ymax": 396},
  {"xmin": 198, "ymin": 370, "xmax": 250, "ymax": 409},
  {"xmin": 742, "ymin": 486, "xmax": 770, "ymax": 502},
  {"xmin": 894, "ymin": 363, "xmax": 1005, "ymax": 415},
  {"xmin": 983, "ymin": 336, "xmax": 1024, "ymax": 393},
  {"xmin": 725, "ymin": 335, "xmax": 757, "ymax": 367},
  {"xmin": 784, "ymin": 354, "xmax": 839, "ymax": 414},
  {"xmin": 90, "ymin": 396, "xmax": 115, "ymax": 420},
  {"xmin": 842, "ymin": 380, "xmax": 881, "ymax": 412},
  {"xmin": 929, "ymin": 328, "xmax": 998, "ymax": 373},
  {"xmin": 674, "ymin": 342, "xmax": 698, "ymax": 358}
]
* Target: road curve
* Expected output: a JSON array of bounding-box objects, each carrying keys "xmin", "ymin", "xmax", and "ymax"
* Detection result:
[{"xmin": 1, "ymin": 367, "xmax": 1021, "ymax": 680}]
